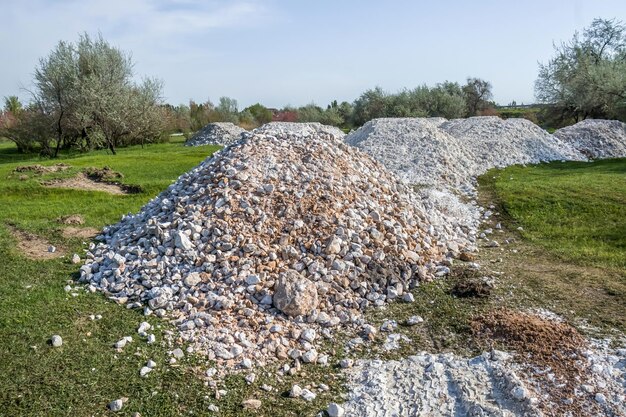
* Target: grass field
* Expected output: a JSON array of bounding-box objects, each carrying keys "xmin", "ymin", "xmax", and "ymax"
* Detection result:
[{"xmin": 0, "ymin": 137, "xmax": 624, "ymax": 416}]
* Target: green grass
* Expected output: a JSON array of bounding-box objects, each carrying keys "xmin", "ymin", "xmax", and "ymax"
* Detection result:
[
  {"xmin": 489, "ymin": 158, "xmax": 626, "ymax": 269},
  {"xmin": 2, "ymin": 138, "xmax": 625, "ymax": 416}
]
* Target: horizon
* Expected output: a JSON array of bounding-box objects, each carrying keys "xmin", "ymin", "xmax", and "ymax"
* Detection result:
[{"xmin": 2, "ymin": 0, "xmax": 626, "ymax": 109}]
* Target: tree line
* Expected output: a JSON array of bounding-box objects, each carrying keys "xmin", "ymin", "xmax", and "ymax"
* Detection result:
[
  {"xmin": 160, "ymin": 78, "xmax": 494, "ymax": 135},
  {"xmin": 2, "ymin": 18, "xmax": 624, "ymax": 156}
]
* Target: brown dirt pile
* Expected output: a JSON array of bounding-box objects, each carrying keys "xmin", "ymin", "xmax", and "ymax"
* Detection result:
[{"xmin": 472, "ymin": 309, "xmax": 598, "ymax": 416}]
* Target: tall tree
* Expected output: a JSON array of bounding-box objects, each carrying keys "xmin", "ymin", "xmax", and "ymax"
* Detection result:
[
  {"xmin": 463, "ymin": 78, "xmax": 493, "ymax": 116},
  {"xmin": 535, "ymin": 18, "xmax": 626, "ymax": 122}
]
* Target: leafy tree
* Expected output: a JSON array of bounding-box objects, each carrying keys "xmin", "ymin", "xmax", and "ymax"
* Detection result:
[
  {"xmin": 7, "ymin": 33, "xmax": 164, "ymax": 155},
  {"xmin": 352, "ymin": 87, "xmax": 388, "ymax": 126},
  {"xmin": 535, "ymin": 18, "xmax": 626, "ymax": 123},
  {"xmin": 463, "ymin": 78, "xmax": 493, "ymax": 116},
  {"xmin": 3, "ymin": 96, "xmax": 23, "ymax": 115},
  {"xmin": 214, "ymin": 96, "xmax": 239, "ymax": 123},
  {"xmin": 243, "ymin": 103, "xmax": 273, "ymax": 125}
]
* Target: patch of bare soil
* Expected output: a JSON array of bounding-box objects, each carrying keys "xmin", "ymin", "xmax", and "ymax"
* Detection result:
[
  {"xmin": 472, "ymin": 309, "xmax": 598, "ymax": 416},
  {"xmin": 61, "ymin": 227, "xmax": 100, "ymax": 240},
  {"xmin": 43, "ymin": 173, "xmax": 129, "ymax": 195},
  {"xmin": 7, "ymin": 226, "xmax": 65, "ymax": 260}
]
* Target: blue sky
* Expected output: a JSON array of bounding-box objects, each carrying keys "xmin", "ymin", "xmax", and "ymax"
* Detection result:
[{"xmin": 1, "ymin": 0, "xmax": 625, "ymax": 109}]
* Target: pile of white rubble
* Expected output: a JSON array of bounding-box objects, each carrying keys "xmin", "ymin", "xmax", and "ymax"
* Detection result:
[
  {"xmin": 554, "ymin": 119, "xmax": 626, "ymax": 159},
  {"xmin": 345, "ymin": 117, "xmax": 585, "ymax": 189},
  {"xmin": 184, "ymin": 122, "xmax": 246, "ymax": 147},
  {"xmin": 80, "ymin": 122, "xmax": 470, "ymax": 371}
]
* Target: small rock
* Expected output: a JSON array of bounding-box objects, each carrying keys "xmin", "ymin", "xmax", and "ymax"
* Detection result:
[
  {"xmin": 380, "ymin": 320, "xmax": 397, "ymax": 332},
  {"xmin": 402, "ymin": 293, "xmax": 415, "ymax": 303},
  {"xmin": 146, "ymin": 360, "xmax": 156, "ymax": 368},
  {"xmin": 137, "ymin": 321, "xmax": 151, "ymax": 335},
  {"xmin": 595, "ymin": 393, "xmax": 607, "ymax": 404},
  {"xmin": 406, "ymin": 315, "xmax": 424, "ymax": 326},
  {"xmin": 172, "ymin": 348, "xmax": 184, "ymax": 359},
  {"xmin": 301, "ymin": 389, "xmax": 316, "ymax": 401},
  {"xmin": 301, "ymin": 328, "xmax": 316, "ymax": 343},
  {"xmin": 208, "ymin": 404, "xmax": 219, "ymax": 412},
  {"xmin": 147, "ymin": 334, "xmax": 156, "ymax": 344},
  {"xmin": 71, "ymin": 253, "xmax": 81, "ymax": 264},
  {"xmin": 241, "ymin": 399, "xmax": 262, "ymax": 410},
  {"xmin": 108, "ymin": 398, "xmax": 125, "ymax": 412},
  {"xmin": 290, "ymin": 384, "xmax": 303, "ymax": 398},
  {"xmin": 50, "ymin": 335, "xmax": 63, "ymax": 347},
  {"xmin": 48, "ymin": 245, "xmax": 56, "ymax": 253},
  {"xmin": 273, "ymin": 271, "xmax": 319, "ymax": 317},
  {"xmin": 340, "ymin": 358, "xmax": 354, "ymax": 369},
  {"xmin": 327, "ymin": 403, "xmax": 345, "ymax": 417},
  {"xmin": 511, "ymin": 386, "xmax": 527, "ymax": 401},
  {"xmin": 140, "ymin": 366, "xmax": 152, "ymax": 377}
]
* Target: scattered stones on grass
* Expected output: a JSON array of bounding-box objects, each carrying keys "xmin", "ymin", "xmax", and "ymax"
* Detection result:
[
  {"xmin": 185, "ymin": 122, "xmax": 247, "ymax": 147},
  {"xmin": 290, "ymin": 384, "xmax": 303, "ymax": 398},
  {"xmin": 50, "ymin": 335, "xmax": 63, "ymax": 347}
]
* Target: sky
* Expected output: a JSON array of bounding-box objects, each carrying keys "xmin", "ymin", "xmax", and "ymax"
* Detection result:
[{"xmin": 1, "ymin": 0, "xmax": 626, "ymax": 109}]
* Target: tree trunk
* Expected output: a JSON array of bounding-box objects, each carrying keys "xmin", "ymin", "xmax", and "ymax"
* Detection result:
[{"xmin": 53, "ymin": 111, "xmax": 64, "ymax": 158}]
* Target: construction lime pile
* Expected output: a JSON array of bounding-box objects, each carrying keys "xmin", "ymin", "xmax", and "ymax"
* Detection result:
[
  {"xmin": 345, "ymin": 117, "xmax": 585, "ymax": 190},
  {"xmin": 184, "ymin": 122, "xmax": 246, "ymax": 146},
  {"xmin": 554, "ymin": 119, "xmax": 626, "ymax": 159},
  {"xmin": 80, "ymin": 123, "xmax": 468, "ymax": 371}
]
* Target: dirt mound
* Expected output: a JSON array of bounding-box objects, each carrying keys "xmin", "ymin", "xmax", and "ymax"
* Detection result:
[
  {"xmin": 12, "ymin": 163, "xmax": 72, "ymax": 175},
  {"xmin": 472, "ymin": 310, "xmax": 604, "ymax": 416},
  {"xmin": 80, "ymin": 122, "xmax": 461, "ymax": 370},
  {"xmin": 554, "ymin": 119, "xmax": 626, "ymax": 159},
  {"xmin": 184, "ymin": 122, "xmax": 246, "ymax": 147},
  {"xmin": 57, "ymin": 214, "xmax": 85, "ymax": 225},
  {"xmin": 83, "ymin": 166, "xmax": 123, "ymax": 182}
]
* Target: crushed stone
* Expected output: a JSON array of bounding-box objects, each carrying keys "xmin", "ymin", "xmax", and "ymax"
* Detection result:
[
  {"xmin": 184, "ymin": 122, "xmax": 246, "ymax": 147},
  {"xmin": 80, "ymin": 122, "xmax": 466, "ymax": 372},
  {"xmin": 554, "ymin": 119, "xmax": 626, "ymax": 159}
]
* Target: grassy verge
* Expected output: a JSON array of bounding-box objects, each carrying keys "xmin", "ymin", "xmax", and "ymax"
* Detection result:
[{"xmin": 478, "ymin": 158, "xmax": 626, "ymax": 335}]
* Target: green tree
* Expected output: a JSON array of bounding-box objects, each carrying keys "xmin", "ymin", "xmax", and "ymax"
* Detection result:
[
  {"xmin": 10, "ymin": 32, "xmax": 164, "ymax": 156},
  {"xmin": 244, "ymin": 103, "xmax": 273, "ymax": 125},
  {"xmin": 463, "ymin": 77, "xmax": 493, "ymax": 116},
  {"xmin": 535, "ymin": 18, "xmax": 626, "ymax": 122}
]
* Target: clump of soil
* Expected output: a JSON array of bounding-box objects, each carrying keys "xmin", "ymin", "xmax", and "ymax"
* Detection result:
[
  {"xmin": 57, "ymin": 214, "xmax": 85, "ymax": 225},
  {"xmin": 451, "ymin": 275, "xmax": 494, "ymax": 298},
  {"xmin": 83, "ymin": 166, "xmax": 123, "ymax": 182},
  {"xmin": 12, "ymin": 163, "xmax": 72, "ymax": 176},
  {"xmin": 472, "ymin": 309, "xmax": 597, "ymax": 416},
  {"xmin": 7, "ymin": 225, "xmax": 65, "ymax": 260}
]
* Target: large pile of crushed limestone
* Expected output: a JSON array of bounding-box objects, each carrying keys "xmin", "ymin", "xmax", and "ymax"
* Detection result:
[
  {"xmin": 80, "ymin": 123, "xmax": 464, "ymax": 369},
  {"xmin": 184, "ymin": 122, "xmax": 246, "ymax": 147},
  {"xmin": 440, "ymin": 116, "xmax": 584, "ymax": 172},
  {"xmin": 345, "ymin": 117, "xmax": 585, "ymax": 189},
  {"xmin": 554, "ymin": 119, "xmax": 626, "ymax": 159}
]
